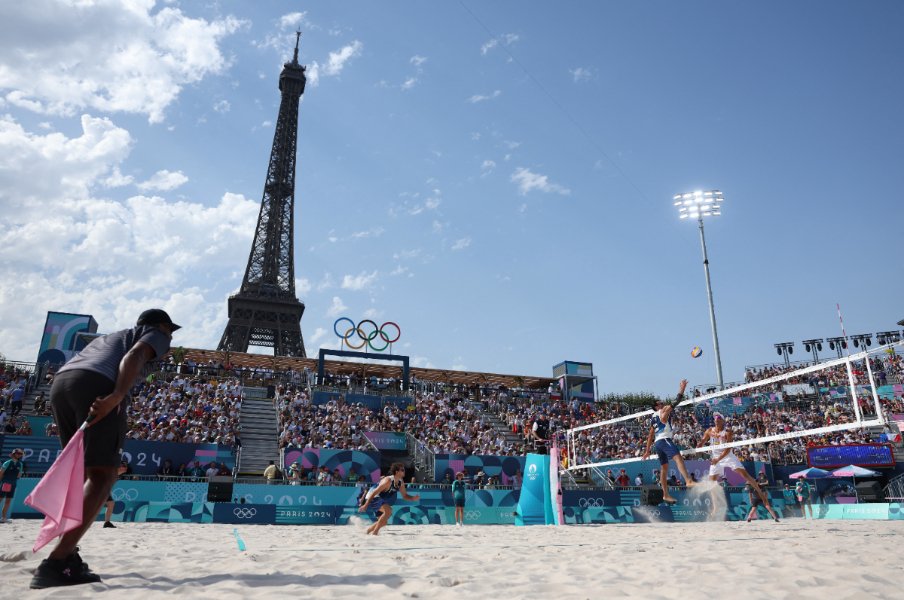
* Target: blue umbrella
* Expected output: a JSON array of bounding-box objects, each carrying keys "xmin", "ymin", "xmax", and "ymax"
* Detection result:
[{"xmin": 789, "ymin": 467, "xmax": 832, "ymax": 479}]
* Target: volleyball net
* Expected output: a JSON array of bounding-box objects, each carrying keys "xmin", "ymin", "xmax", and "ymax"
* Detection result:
[{"xmin": 565, "ymin": 343, "xmax": 901, "ymax": 472}]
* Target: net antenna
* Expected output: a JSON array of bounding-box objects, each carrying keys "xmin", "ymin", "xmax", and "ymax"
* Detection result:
[{"xmin": 565, "ymin": 342, "xmax": 901, "ymax": 472}]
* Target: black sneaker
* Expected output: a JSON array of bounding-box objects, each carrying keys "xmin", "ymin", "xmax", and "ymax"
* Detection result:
[
  {"xmin": 29, "ymin": 556, "xmax": 102, "ymax": 589},
  {"xmin": 103, "ymin": 521, "xmax": 116, "ymax": 528}
]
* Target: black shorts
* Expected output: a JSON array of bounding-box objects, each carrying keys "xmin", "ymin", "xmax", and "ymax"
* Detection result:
[
  {"xmin": 0, "ymin": 484, "xmax": 17, "ymax": 499},
  {"xmin": 454, "ymin": 499, "xmax": 465, "ymax": 508},
  {"xmin": 750, "ymin": 495, "xmax": 763, "ymax": 507},
  {"xmin": 51, "ymin": 370, "xmax": 124, "ymax": 468}
]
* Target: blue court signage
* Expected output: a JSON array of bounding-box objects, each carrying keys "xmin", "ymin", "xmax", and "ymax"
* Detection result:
[{"xmin": 807, "ymin": 443, "xmax": 895, "ymax": 469}]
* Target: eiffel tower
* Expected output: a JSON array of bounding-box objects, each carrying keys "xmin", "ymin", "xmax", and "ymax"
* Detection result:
[{"xmin": 218, "ymin": 33, "xmax": 307, "ymax": 357}]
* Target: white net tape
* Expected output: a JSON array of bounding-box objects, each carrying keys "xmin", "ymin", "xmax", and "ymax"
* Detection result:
[{"xmin": 566, "ymin": 343, "xmax": 901, "ymax": 471}]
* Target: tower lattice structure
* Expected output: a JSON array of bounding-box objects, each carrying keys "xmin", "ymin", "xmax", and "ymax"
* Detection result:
[{"xmin": 218, "ymin": 34, "xmax": 307, "ymax": 357}]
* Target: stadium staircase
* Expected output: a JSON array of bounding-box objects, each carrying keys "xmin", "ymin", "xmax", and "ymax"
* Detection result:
[
  {"xmin": 467, "ymin": 397, "xmax": 523, "ymax": 449},
  {"xmin": 21, "ymin": 380, "xmax": 52, "ymax": 415},
  {"xmin": 236, "ymin": 386, "xmax": 280, "ymax": 477}
]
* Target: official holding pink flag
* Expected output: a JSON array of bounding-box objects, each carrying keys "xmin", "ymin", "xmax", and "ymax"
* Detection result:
[{"xmin": 28, "ymin": 309, "xmax": 178, "ymax": 589}]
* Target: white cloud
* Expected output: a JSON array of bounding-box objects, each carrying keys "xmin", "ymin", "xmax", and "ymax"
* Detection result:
[
  {"xmin": 323, "ymin": 40, "xmax": 363, "ymax": 76},
  {"xmin": 341, "ymin": 270, "xmax": 378, "ymax": 291},
  {"xmin": 280, "ymin": 12, "xmax": 309, "ymax": 30},
  {"xmin": 467, "ymin": 90, "xmax": 502, "ymax": 103},
  {"xmin": 304, "ymin": 41, "xmax": 363, "ymax": 88},
  {"xmin": 412, "ymin": 356, "xmax": 435, "ymax": 369},
  {"xmin": 570, "ymin": 67, "xmax": 593, "ymax": 83},
  {"xmin": 470, "ymin": 132, "xmax": 481, "ymax": 141},
  {"xmin": 481, "ymin": 33, "xmax": 519, "ymax": 55},
  {"xmin": 310, "ymin": 326, "xmax": 328, "ymax": 345},
  {"xmin": 326, "ymin": 296, "xmax": 348, "ymax": 317},
  {"xmin": 511, "ymin": 167, "xmax": 571, "ymax": 196},
  {"xmin": 410, "ymin": 55, "xmax": 427, "ymax": 67},
  {"xmin": 401, "ymin": 77, "xmax": 417, "ymax": 90},
  {"xmin": 451, "ymin": 238, "xmax": 471, "ymax": 251},
  {"xmin": 136, "ymin": 169, "xmax": 189, "ymax": 192},
  {"xmin": 295, "ymin": 278, "xmax": 312, "ymax": 296},
  {"xmin": 0, "ymin": 114, "xmax": 261, "ymax": 360},
  {"xmin": 102, "ymin": 166, "xmax": 134, "ymax": 188},
  {"xmin": 392, "ymin": 249, "xmax": 421, "ymax": 260},
  {"xmin": 350, "ymin": 227, "xmax": 385, "ymax": 239},
  {"xmin": 432, "ymin": 220, "xmax": 444, "ymax": 234},
  {"xmin": 503, "ymin": 140, "xmax": 521, "ymax": 150},
  {"xmin": 213, "ymin": 99, "xmax": 231, "ymax": 113},
  {"xmin": 481, "ymin": 159, "xmax": 496, "ymax": 174},
  {"xmin": 0, "ymin": 3, "xmax": 245, "ymax": 123},
  {"xmin": 316, "ymin": 274, "xmax": 335, "ymax": 292}
]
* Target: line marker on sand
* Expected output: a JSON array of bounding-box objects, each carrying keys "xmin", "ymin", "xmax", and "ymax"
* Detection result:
[{"xmin": 233, "ymin": 528, "xmax": 246, "ymax": 552}]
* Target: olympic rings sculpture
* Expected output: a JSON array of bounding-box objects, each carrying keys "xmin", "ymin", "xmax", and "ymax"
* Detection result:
[{"xmin": 333, "ymin": 317, "xmax": 401, "ymax": 352}]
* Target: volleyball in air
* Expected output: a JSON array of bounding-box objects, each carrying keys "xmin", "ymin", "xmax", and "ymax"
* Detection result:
[{"xmin": 691, "ymin": 346, "xmax": 703, "ymax": 358}]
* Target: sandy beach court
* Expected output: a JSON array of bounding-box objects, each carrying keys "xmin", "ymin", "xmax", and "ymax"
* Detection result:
[{"xmin": 1, "ymin": 520, "xmax": 901, "ymax": 598}]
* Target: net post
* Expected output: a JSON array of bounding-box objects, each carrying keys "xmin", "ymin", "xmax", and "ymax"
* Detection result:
[
  {"xmin": 843, "ymin": 357, "xmax": 863, "ymax": 423},
  {"xmin": 864, "ymin": 349, "xmax": 886, "ymax": 424}
]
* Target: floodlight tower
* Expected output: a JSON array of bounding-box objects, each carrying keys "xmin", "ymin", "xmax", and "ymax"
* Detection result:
[
  {"xmin": 774, "ymin": 342, "xmax": 794, "ymax": 368},
  {"xmin": 802, "ymin": 338, "xmax": 824, "ymax": 363},
  {"xmin": 674, "ymin": 190, "xmax": 725, "ymax": 390}
]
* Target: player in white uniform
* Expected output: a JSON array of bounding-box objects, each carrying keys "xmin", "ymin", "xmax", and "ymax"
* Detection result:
[{"xmin": 698, "ymin": 413, "xmax": 779, "ymax": 522}]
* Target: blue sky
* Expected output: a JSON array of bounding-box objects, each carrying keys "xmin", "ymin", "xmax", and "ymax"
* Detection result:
[{"xmin": 1, "ymin": 1, "xmax": 902, "ymax": 394}]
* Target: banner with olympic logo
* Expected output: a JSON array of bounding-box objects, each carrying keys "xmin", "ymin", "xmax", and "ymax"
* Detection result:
[
  {"xmin": 213, "ymin": 503, "xmax": 275, "ymax": 524},
  {"xmin": 333, "ymin": 317, "xmax": 401, "ymax": 352}
]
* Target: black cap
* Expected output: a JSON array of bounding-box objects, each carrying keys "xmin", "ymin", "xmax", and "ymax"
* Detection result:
[{"xmin": 137, "ymin": 308, "xmax": 181, "ymax": 331}]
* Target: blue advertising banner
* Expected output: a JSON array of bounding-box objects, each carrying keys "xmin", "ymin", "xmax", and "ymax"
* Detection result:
[
  {"xmin": 231, "ymin": 483, "xmax": 359, "ymax": 507},
  {"xmin": 362, "ymin": 431, "xmax": 407, "ymax": 451},
  {"xmin": 10, "ymin": 479, "xmax": 899, "ymax": 524},
  {"xmin": 275, "ymin": 506, "xmax": 341, "ymax": 524},
  {"xmin": 283, "ymin": 447, "xmax": 382, "ymax": 482},
  {"xmin": 213, "ymin": 503, "xmax": 276, "ymax": 524},
  {"xmin": 0, "ymin": 435, "xmax": 62, "ymax": 474},
  {"xmin": 0, "ymin": 435, "xmax": 234, "ymax": 475},
  {"xmin": 516, "ymin": 453, "xmax": 552, "ymax": 525},
  {"xmin": 807, "ymin": 443, "xmax": 895, "ymax": 469},
  {"xmin": 433, "ymin": 453, "xmax": 525, "ymax": 484}
]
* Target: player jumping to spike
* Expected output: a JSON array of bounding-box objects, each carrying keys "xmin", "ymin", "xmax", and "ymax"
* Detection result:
[
  {"xmin": 358, "ymin": 462, "xmax": 420, "ymax": 535},
  {"xmin": 642, "ymin": 379, "xmax": 696, "ymax": 504},
  {"xmin": 698, "ymin": 413, "xmax": 779, "ymax": 522}
]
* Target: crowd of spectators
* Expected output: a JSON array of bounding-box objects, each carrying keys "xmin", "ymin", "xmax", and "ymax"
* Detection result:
[
  {"xmin": 123, "ymin": 374, "xmax": 242, "ymax": 447},
  {"xmin": 275, "ymin": 384, "xmax": 517, "ymax": 456}
]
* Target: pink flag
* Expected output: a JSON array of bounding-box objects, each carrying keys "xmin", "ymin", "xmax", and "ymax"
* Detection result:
[{"xmin": 24, "ymin": 427, "xmax": 85, "ymax": 552}]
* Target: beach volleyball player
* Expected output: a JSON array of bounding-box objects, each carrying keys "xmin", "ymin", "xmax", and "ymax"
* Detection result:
[
  {"xmin": 698, "ymin": 413, "xmax": 779, "ymax": 522},
  {"xmin": 642, "ymin": 379, "xmax": 695, "ymax": 504},
  {"xmin": 358, "ymin": 462, "xmax": 420, "ymax": 535}
]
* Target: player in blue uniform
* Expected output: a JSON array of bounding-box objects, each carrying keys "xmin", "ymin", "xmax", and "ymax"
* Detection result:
[
  {"xmin": 358, "ymin": 462, "xmax": 420, "ymax": 535},
  {"xmin": 642, "ymin": 378, "xmax": 695, "ymax": 504}
]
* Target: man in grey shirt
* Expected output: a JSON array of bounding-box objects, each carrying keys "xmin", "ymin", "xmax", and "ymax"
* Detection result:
[{"xmin": 32, "ymin": 309, "xmax": 179, "ymax": 589}]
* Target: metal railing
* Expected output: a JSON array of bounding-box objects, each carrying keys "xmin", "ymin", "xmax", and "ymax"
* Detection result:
[
  {"xmin": 883, "ymin": 472, "xmax": 904, "ymax": 501},
  {"xmin": 407, "ymin": 432, "xmax": 434, "ymax": 482}
]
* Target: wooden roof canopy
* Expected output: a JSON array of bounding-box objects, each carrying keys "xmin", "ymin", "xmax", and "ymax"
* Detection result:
[{"xmin": 181, "ymin": 347, "xmax": 554, "ymax": 390}]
